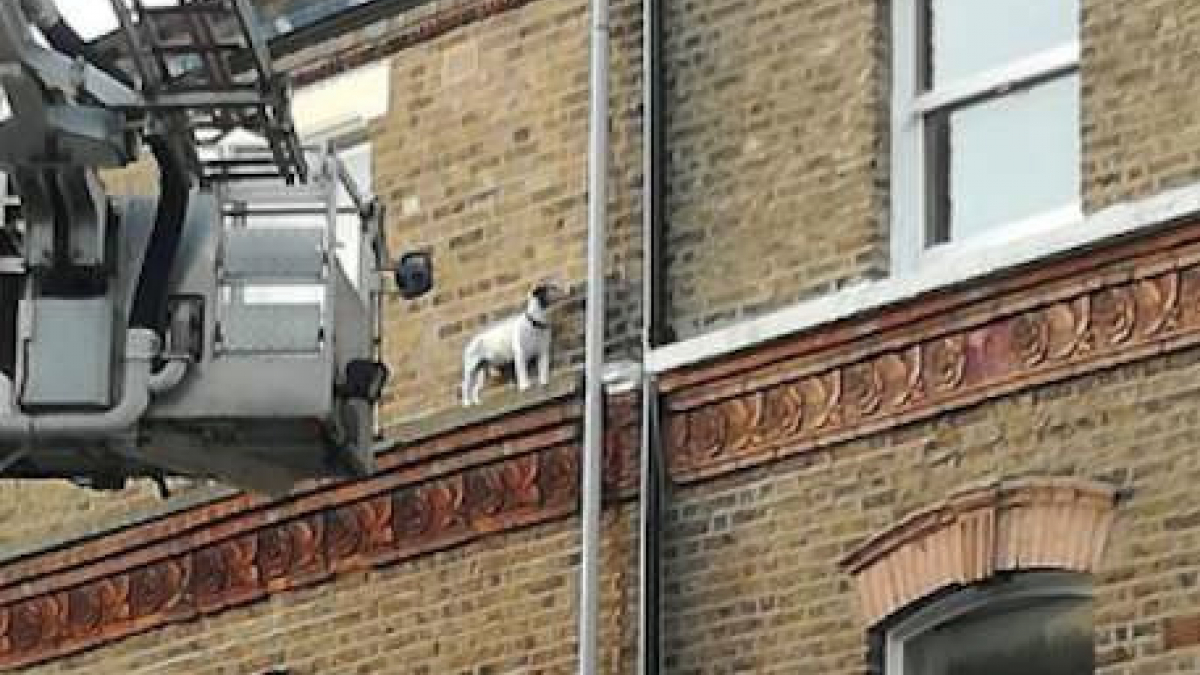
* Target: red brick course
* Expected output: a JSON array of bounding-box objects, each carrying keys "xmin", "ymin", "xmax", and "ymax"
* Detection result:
[
  {"xmin": 0, "ymin": 393, "xmax": 638, "ymax": 669},
  {"xmin": 841, "ymin": 477, "xmax": 1117, "ymax": 626},
  {"xmin": 660, "ymin": 218, "xmax": 1200, "ymax": 483}
]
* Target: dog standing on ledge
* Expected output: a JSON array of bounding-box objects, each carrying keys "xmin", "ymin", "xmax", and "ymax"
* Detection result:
[{"xmin": 461, "ymin": 282, "xmax": 564, "ymax": 406}]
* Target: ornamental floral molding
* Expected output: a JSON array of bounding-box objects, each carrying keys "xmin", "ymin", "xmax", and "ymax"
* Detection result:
[
  {"xmin": 0, "ymin": 395, "xmax": 639, "ymax": 670},
  {"xmin": 662, "ymin": 227, "xmax": 1200, "ymax": 482},
  {"xmin": 839, "ymin": 478, "xmax": 1118, "ymax": 626}
]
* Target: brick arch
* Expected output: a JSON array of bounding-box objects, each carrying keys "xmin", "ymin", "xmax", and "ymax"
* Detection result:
[{"xmin": 840, "ymin": 477, "xmax": 1118, "ymax": 626}]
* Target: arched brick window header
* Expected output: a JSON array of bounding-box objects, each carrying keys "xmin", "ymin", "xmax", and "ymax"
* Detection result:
[{"xmin": 840, "ymin": 477, "xmax": 1117, "ymax": 627}]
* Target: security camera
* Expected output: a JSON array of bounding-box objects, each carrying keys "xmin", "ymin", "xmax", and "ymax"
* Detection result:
[{"xmin": 394, "ymin": 250, "xmax": 433, "ymax": 300}]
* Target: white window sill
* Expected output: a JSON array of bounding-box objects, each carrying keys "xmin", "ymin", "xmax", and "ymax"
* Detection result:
[
  {"xmin": 918, "ymin": 202, "xmax": 1082, "ymax": 271},
  {"xmin": 646, "ymin": 183, "xmax": 1200, "ymax": 374}
]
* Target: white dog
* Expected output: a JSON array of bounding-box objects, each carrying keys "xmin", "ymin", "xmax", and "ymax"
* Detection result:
[{"xmin": 461, "ymin": 282, "xmax": 563, "ymax": 406}]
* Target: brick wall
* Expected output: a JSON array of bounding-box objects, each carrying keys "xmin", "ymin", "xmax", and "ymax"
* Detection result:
[
  {"xmin": 367, "ymin": 0, "xmax": 644, "ymax": 423},
  {"xmin": 0, "ymin": 0, "xmax": 647, "ymax": 550},
  {"xmin": 660, "ymin": 0, "xmax": 888, "ymax": 340},
  {"xmin": 1081, "ymin": 0, "xmax": 1200, "ymax": 211},
  {"xmin": 10, "ymin": 1, "xmax": 1200, "ymax": 673},
  {"xmin": 660, "ymin": 346, "xmax": 1200, "ymax": 674},
  {"xmin": 15, "ymin": 508, "xmax": 639, "ymax": 674},
  {"xmin": 661, "ymin": 0, "xmax": 1200, "ymax": 341},
  {"xmin": 0, "ymin": 480, "xmax": 186, "ymax": 553},
  {"xmin": 11, "ymin": 219, "xmax": 1200, "ymax": 673}
]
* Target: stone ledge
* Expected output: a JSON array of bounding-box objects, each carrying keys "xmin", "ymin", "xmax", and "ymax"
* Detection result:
[{"xmin": 389, "ymin": 374, "xmax": 576, "ymax": 436}]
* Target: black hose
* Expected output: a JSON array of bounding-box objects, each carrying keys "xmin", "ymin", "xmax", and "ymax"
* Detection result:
[
  {"xmin": 640, "ymin": 378, "xmax": 663, "ymax": 675},
  {"xmin": 41, "ymin": 20, "xmax": 89, "ymax": 59},
  {"xmin": 129, "ymin": 137, "xmax": 190, "ymax": 334}
]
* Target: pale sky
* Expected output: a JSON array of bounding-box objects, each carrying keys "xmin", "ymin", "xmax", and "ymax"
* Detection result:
[
  {"xmin": 59, "ymin": 4, "xmax": 117, "ymax": 39},
  {"xmin": 61, "ymin": 2, "xmax": 254, "ymax": 39},
  {"xmin": 60, "ymin": 3, "xmax": 182, "ymax": 40}
]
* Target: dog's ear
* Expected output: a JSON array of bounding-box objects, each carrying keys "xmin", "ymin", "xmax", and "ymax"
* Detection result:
[
  {"xmin": 531, "ymin": 283, "xmax": 556, "ymax": 309},
  {"xmin": 532, "ymin": 281, "xmax": 549, "ymax": 307}
]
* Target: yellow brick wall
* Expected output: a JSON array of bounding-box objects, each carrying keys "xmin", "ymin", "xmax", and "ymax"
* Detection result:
[
  {"xmin": 16, "ymin": 334, "xmax": 1200, "ymax": 673},
  {"xmin": 372, "ymin": 0, "xmax": 644, "ymax": 423},
  {"xmin": 10, "ymin": 5, "xmax": 1200, "ymax": 674},
  {"xmin": 662, "ymin": 0, "xmax": 1200, "ymax": 339},
  {"xmin": 0, "ymin": 480, "xmax": 173, "ymax": 553},
  {"xmin": 0, "ymin": 0, "xmax": 645, "ymax": 553},
  {"xmin": 1082, "ymin": 0, "xmax": 1200, "ymax": 211},
  {"xmin": 659, "ymin": 348, "xmax": 1200, "ymax": 674},
  {"xmin": 18, "ymin": 506, "xmax": 638, "ymax": 675},
  {"xmin": 660, "ymin": 0, "xmax": 888, "ymax": 339}
]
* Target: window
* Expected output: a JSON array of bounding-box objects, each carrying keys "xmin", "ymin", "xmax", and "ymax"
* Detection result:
[
  {"xmin": 885, "ymin": 573, "xmax": 1093, "ymax": 675},
  {"xmin": 891, "ymin": 0, "xmax": 1081, "ymax": 272}
]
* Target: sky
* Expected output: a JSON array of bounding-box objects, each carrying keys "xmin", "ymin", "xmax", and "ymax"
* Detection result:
[
  {"xmin": 59, "ymin": 4, "xmax": 117, "ymax": 39},
  {"xmin": 60, "ymin": 3, "xmax": 186, "ymax": 40}
]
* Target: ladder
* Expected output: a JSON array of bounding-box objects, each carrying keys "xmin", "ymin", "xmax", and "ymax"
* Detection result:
[{"xmin": 107, "ymin": 0, "xmax": 307, "ymax": 185}]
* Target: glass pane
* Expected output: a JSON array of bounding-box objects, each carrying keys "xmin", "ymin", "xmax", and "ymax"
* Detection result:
[
  {"xmin": 906, "ymin": 596, "xmax": 1093, "ymax": 675},
  {"xmin": 928, "ymin": 0, "xmax": 1078, "ymax": 85},
  {"xmin": 942, "ymin": 74, "xmax": 1079, "ymax": 241}
]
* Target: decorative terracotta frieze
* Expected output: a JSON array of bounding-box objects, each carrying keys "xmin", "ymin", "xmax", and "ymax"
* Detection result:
[
  {"xmin": 662, "ymin": 223, "xmax": 1200, "ymax": 482},
  {"xmin": 0, "ymin": 393, "xmax": 638, "ymax": 670},
  {"xmin": 839, "ymin": 477, "xmax": 1117, "ymax": 626}
]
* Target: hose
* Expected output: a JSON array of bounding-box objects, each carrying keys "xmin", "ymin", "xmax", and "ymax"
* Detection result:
[{"xmin": 129, "ymin": 137, "xmax": 191, "ymax": 335}]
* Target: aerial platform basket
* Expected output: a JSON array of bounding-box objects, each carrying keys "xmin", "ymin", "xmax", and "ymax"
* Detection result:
[{"xmin": 0, "ymin": 0, "xmax": 429, "ymax": 495}]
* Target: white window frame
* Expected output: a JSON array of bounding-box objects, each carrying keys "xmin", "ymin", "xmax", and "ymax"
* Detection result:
[
  {"xmin": 890, "ymin": 0, "xmax": 1083, "ymax": 275},
  {"xmin": 885, "ymin": 572, "xmax": 1092, "ymax": 675}
]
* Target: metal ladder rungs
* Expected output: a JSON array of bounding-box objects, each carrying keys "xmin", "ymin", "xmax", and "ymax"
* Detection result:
[
  {"xmin": 139, "ymin": 4, "xmax": 232, "ymax": 18},
  {"xmin": 155, "ymin": 42, "xmax": 247, "ymax": 56}
]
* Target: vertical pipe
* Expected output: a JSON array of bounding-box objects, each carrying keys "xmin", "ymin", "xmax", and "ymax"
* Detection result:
[
  {"xmin": 645, "ymin": 0, "xmax": 668, "ymax": 349},
  {"xmin": 638, "ymin": 0, "xmax": 664, "ymax": 673},
  {"xmin": 579, "ymin": 0, "xmax": 609, "ymax": 670},
  {"xmin": 637, "ymin": 378, "xmax": 662, "ymax": 675}
]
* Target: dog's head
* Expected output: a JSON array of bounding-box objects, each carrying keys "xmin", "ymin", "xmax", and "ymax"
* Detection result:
[{"xmin": 529, "ymin": 281, "xmax": 565, "ymax": 311}]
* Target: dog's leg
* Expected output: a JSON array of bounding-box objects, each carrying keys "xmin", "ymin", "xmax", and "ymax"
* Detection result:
[
  {"xmin": 537, "ymin": 332, "xmax": 551, "ymax": 386},
  {"xmin": 513, "ymin": 332, "xmax": 531, "ymax": 391},
  {"xmin": 463, "ymin": 345, "xmax": 485, "ymax": 406},
  {"xmin": 470, "ymin": 368, "xmax": 485, "ymax": 405},
  {"xmin": 462, "ymin": 358, "xmax": 476, "ymax": 406}
]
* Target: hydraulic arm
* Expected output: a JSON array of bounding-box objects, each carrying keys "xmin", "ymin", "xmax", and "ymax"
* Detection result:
[{"xmin": 0, "ymin": 0, "xmax": 429, "ymax": 495}]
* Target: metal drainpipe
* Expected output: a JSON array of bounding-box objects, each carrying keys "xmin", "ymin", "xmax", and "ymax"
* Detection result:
[
  {"xmin": 637, "ymin": 377, "xmax": 662, "ymax": 674},
  {"xmin": 638, "ymin": 0, "xmax": 664, "ymax": 673},
  {"xmin": 579, "ymin": 0, "xmax": 609, "ymax": 670}
]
